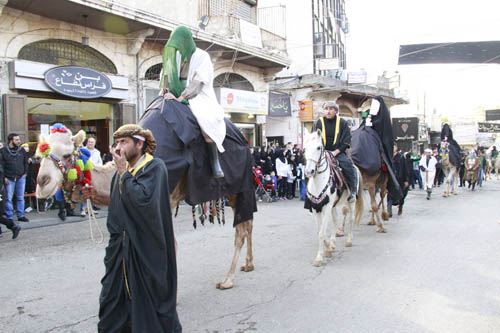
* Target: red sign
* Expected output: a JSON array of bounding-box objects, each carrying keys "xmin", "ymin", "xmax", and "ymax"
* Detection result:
[{"xmin": 227, "ymin": 93, "xmax": 234, "ymax": 105}]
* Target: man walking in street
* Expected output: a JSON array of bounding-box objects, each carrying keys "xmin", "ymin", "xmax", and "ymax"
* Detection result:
[
  {"xmin": 0, "ymin": 133, "xmax": 29, "ymax": 222},
  {"xmin": 83, "ymin": 124, "xmax": 181, "ymax": 332},
  {"xmin": 419, "ymin": 148, "xmax": 438, "ymax": 200}
]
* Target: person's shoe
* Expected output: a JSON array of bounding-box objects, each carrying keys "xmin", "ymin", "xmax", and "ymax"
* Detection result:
[
  {"xmin": 80, "ymin": 210, "xmax": 86, "ymax": 217},
  {"xmin": 207, "ymin": 142, "xmax": 224, "ymax": 178},
  {"xmin": 398, "ymin": 205, "xmax": 403, "ymax": 216},
  {"xmin": 11, "ymin": 224, "xmax": 21, "ymax": 239},
  {"xmin": 92, "ymin": 206, "xmax": 101, "ymax": 211},
  {"xmin": 17, "ymin": 216, "xmax": 29, "ymax": 222}
]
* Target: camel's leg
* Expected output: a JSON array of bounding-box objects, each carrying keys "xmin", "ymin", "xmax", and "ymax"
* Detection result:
[
  {"xmin": 369, "ymin": 186, "xmax": 386, "ymax": 233},
  {"xmin": 367, "ymin": 185, "xmax": 376, "ymax": 225},
  {"xmin": 240, "ymin": 220, "xmax": 254, "ymax": 272},
  {"xmin": 216, "ymin": 222, "xmax": 247, "ymax": 290},
  {"xmin": 336, "ymin": 206, "xmax": 348, "ymax": 237},
  {"xmin": 380, "ymin": 193, "xmax": 389, "ymax": 221}
]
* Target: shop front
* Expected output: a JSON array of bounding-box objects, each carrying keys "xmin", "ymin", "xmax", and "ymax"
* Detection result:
[
  {"xmin": 215, "ymin": 87, "xmax": 268, "ymax": 147},
  {"xmin": 4, "ymin": 53, "xmax": 131, "ymax": 155}
]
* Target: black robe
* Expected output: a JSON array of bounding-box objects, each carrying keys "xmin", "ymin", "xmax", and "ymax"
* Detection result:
[
  {"xmin": 98, "ymin": 156, "xmax": 181, "ymax": 332},
  {"xmin": 440, "ymin": 123, "xmax": 461, "ymax": 167}
]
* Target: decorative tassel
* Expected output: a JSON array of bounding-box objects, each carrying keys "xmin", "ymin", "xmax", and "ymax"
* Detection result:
[
  {"xmin": 76, "ymin": 159, "xmax": 84, "ymax": 171},
  {"xmin": 209, "ymin": 201, "xmax": 214, "ymax": 224},
  {"xmin": 67, "ymin": 168, "xmax": 78, "ymax": 181},
  {"xmin": 192, "ymin": 206, "xmax": 197, "ymax": 229},
  {"xmin": 221, "ymin": 197, "xmax": 225, "ymax": 225},
  {"xmin": 38, "ymin": 142, "xmax": 51, "ymax": 157},
  {"xmin": 84, "ymin": 159, "xmax": 94, "ymax": 171},
  {"xmin": 216, "ymin": 199, "xmax": 221, "ymax": 224}
]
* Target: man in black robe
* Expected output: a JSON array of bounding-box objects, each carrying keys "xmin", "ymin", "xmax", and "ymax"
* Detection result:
[
  {"xmin": 315, "ymin": 101, "xmax": 356, "ymax": 201},
  {"xmin": 85, "ymin": 124, "xmax": 181, "ymax": 332}
]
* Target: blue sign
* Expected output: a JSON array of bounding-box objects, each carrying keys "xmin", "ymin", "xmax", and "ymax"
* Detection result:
[{"xmin": 44, "ymin": 66, "xmax": 112, "ymax": 99}]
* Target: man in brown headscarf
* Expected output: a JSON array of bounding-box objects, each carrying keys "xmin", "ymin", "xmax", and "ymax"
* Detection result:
[{"xmin": 89, "ymin": 124, "xmax": 182, "ymax": 332}]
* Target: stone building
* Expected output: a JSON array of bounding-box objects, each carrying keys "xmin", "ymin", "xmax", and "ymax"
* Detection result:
[{"xmin": 0, "ymin": 0, "xmax": 289, "ymax": 153}]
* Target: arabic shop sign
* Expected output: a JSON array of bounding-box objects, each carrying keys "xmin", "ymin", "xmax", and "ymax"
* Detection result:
[
  {"xmin": 299, "ymin": 101, "xmax": 313, "ymax": 122},
  {"xmin": 44, "ymin": 66, "xmax": 112, "ymax": 99},
  {"xmin": 478, "ymin": 122, "xmax": 500, "ymax": 133},
  {"xmin": 392, "ymin": 117, "xmax": 419, "ymax": 141},
  {"xmin": 268, "ymin": 91, "xmax": 291, "ymax": 117}
]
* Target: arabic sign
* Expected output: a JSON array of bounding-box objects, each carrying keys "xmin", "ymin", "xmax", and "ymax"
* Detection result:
[
  {"xmin": 392, "ymin": 117, "xmax": 419, "ymax": 141},
  {"xmin": 299, "ymin": 101, "xmax": 313, "ymax": 122},
  {"xmin": 268, "ymin": 91, "xmax": 291, "ymax": 117},
  {"xmin": 486, "ymin": 109, "xmax": 500, "ymax": 121},
  {"xmin": 347, "ymin": 71, "xmax": 367, "ymax": 84},
  {"xmin": 216, "ymin": 87, "xmax": 268, "ymax": 115},
  {"xmin": 44, "ymin": 66, "xmax": 112, "ymax": 99},
  {"xmin": 478, "ymin": 122, "xmax": 500, "ymax": 133}
]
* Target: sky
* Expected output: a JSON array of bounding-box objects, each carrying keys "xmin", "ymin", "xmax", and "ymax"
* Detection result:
[{"xmin": 345, "ymin": 0, "xmax": 500, "ymax": 118}]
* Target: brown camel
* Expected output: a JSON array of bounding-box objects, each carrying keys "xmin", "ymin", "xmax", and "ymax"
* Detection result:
[{"xmin": 35, "ymin": 126, "xmax": 253, "ymax": 290}]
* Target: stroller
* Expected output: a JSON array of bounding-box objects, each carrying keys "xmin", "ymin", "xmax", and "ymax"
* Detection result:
[{"xmin": 253, "ymin": 167, "xmax": 273, "ymax": 203}]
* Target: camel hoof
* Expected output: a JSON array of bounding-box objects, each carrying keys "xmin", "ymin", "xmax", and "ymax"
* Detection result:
[
  {"xmin": 336, "ymin": 231, "xmax": 345, "ymax": 237},
  {"xmin": 345, "ymin": 241, "xmax": 353, "ymax": 247},
  {"xmin": 381, "ymin": 212, "xmax": 389, "ymax": 221},
  {"xmin": 367, "ymin": 221, "xmax": 376, "ymax": 226},
  {"xmin": 240, "ymin": 264, "xmax": 254, "ymax": 272},
  {"xmin": 442, "ymin": 193, "xmax": 447, "ymax": 197},
  {"xmin": 216, "ymin": 281, "xmax": 234, "ymax": 290},
  {"xmin": 312, "ymin": 259, "xmax": 323, "ymax": 267},
  {"xmin": 325, "ymin": 250, "xmax": 333, "ymax": 258},
  {"xmin": 376, "ymin": 227, "xmax": 387, "ymax": 233},
  {"xmin": 453, "ymin": 192, "xmax": 458, "ymax": 195}
]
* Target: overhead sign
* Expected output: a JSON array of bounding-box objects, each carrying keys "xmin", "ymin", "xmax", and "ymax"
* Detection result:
[
  {"xmin": 393, "ymin": 117, "xmax": 419, "ymax": 141},
  {"xmin": 399, "ymin": 41, "xmax": 500, "ymax": 65},
  {"xmin": 478, "ymin": 122, "xmax": 500, "ymax": 133},
  {"xmin": 317, "ymin": 58, "xmax": 340, "ymax": 71},
  {"xmin": 239, "ymin": 19, "xmax": 263, "ymax": 48},
  {"xmin": 217, "ymin": 87, "xmax": 268, "ymax": 115},
  {"xmin": 486, "ymin": 109, "xmax": 500, "ymax": 121},
  {"xmin": 347, "ymin": 71, "xmax": 367, "ymax": 84},
  {"xmin": 44, "ymin": 66, "xmax": 112, "ymax": 99},
  {"xmin": 268, "ymin": 91, "xmax": 291, "ymax": 117},
  {"xmin": 299, "ymin": 101, "xmax": 313, "ymax": 122}
]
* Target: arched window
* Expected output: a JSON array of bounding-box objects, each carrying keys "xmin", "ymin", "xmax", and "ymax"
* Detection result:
[
  {"xmin": 214, "ymin": 73, "xmax": 254, "ymax": 91},
  {"xmin": 144, "ymin": 63, "xmax": 162, "ymax": 81},
  {"xmin": 18, "ymin": 39, "xmax": 117, "ymax": 74}
]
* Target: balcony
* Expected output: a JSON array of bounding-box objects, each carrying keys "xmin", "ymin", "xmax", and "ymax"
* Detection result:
[{"xmin": 199, "ymin": 0, "xmax": 286, "ymax": 53}]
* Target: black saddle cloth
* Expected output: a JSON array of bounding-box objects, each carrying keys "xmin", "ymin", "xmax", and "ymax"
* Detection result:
[{"xmin": 139, "ymin": 97, "xmax": 256, "ymax": 226}]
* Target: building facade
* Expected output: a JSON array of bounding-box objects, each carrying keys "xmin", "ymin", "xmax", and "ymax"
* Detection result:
[{"xmin": 0, "ymin": 0, "xmax": 289, "ymax": 153}]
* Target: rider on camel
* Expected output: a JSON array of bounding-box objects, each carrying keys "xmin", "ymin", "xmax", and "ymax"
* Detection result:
[
  {"xmin": 314, "ymin": 101, "xmax": 356, "ymax": 202},
  {"xmin": 160, "ymin": 26, "xmax": 226, "ymax": 178}
]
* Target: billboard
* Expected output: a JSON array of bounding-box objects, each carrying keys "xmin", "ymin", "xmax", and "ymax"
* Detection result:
[
  {"xmin": 478, "ymin": 122, "xmax": 500, "ymax": 133},
  {"xmin": 485, "ymin": 109, "xmax": 500, "ymax": 121}
]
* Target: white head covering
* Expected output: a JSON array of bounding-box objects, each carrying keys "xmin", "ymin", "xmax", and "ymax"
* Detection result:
[{"xmin": 424, "ymin": 148, "xmax": 432, "ymax": 153}]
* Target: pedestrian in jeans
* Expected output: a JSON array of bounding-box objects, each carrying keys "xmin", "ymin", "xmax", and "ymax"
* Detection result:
[{"xmin": 0, "ymin": 133, "xmax": 29, "ymax": 222}]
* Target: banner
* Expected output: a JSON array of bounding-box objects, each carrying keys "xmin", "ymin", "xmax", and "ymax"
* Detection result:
[
  {"xmin": 268, "ymin": 91, "xmax": 291, "ymax": 117},
  {"xmin": 478, "ymin": 122, "xmax": 500, "ymax": 133},
  {"xmin": 392, "ymin": 117, "xmax": 419, "ymax": 141},
  {"xmin": 299, "ymin": 101, "xmax": 313, "ymax": 122}
]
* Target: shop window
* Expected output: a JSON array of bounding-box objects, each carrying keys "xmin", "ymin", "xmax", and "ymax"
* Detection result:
[
  {"xmin": 18, "ymin": 39, "xmax": 117, "ymax": 74},
  {"xmin": 214, "ymin": 73, "xmax": 254, "ymax": 91},
  {"xmin": 145, "ymin": 63, "xmax": 162, "ymax": 81}
]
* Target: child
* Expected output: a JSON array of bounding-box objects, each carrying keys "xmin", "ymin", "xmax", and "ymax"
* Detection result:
[{"xmin": 266, "ymin": 172, "xmax": 278, "ymax": 200}]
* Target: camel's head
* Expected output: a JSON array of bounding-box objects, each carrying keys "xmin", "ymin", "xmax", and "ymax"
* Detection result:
[
  {"xmin": 36, "ymin": 124, "xmax": 86, "ymax": 199},
  {"xmin": 303, "ymin": 129, "xmax": 324, "ymax": 178},
  {"xmin": 440, "ymin": 140, "xmax": 450, "ymax": 151}
]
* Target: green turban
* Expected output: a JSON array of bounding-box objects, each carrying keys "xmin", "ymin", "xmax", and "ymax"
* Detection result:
[{"xmin": 160, "ymin": 26, "xmax": 196, "ymax": 104}]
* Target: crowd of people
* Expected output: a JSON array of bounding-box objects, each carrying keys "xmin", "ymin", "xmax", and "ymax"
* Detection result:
[{"xmin": 251, "ymin": 142, "xmax": 306, "ymax": 202}]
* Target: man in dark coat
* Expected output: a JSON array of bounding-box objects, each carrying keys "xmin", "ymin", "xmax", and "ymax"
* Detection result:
[
  {"xmin": 388, "ymin": 146, "xmax": 410, "ymax": 217},
  {"xmin": 315, "ymin": 101, "xmax": 356, "ymax": 201},
  {"xmin": 85, "ymin": 124, "xmax": 181, "ymax": 332}
]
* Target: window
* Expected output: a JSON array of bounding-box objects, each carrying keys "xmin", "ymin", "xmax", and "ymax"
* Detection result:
[{"xmin": 18, "ymin": 39, "xmax": 117, "ymax": 74}]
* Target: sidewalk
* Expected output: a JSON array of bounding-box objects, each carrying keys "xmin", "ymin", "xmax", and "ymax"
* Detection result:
[{"xmin": 10, "ymin": 205, "xmax": 108, "ymax": 230}]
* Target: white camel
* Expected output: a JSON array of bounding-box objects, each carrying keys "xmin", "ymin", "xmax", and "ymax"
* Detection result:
[{"xmin": 439, "ymin": 140, "xmax": 459, "ymax": 197}]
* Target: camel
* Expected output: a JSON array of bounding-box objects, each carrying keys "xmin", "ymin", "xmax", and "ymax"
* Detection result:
[
  {"xmin": 35, "ymin": 124, "xmax": 253, "ymax": 290},
  {"xmin": 495, "ymin": 158, "xmax": 500, "ymax": 180},
  {"xmin": 439, "ymin": 141, "xmax": 459, "ymax": 197}
]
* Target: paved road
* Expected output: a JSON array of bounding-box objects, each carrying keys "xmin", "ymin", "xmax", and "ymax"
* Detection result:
[{"xmin": 1, "ymin": 180, "xmax": 499, "ymax": 332}]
